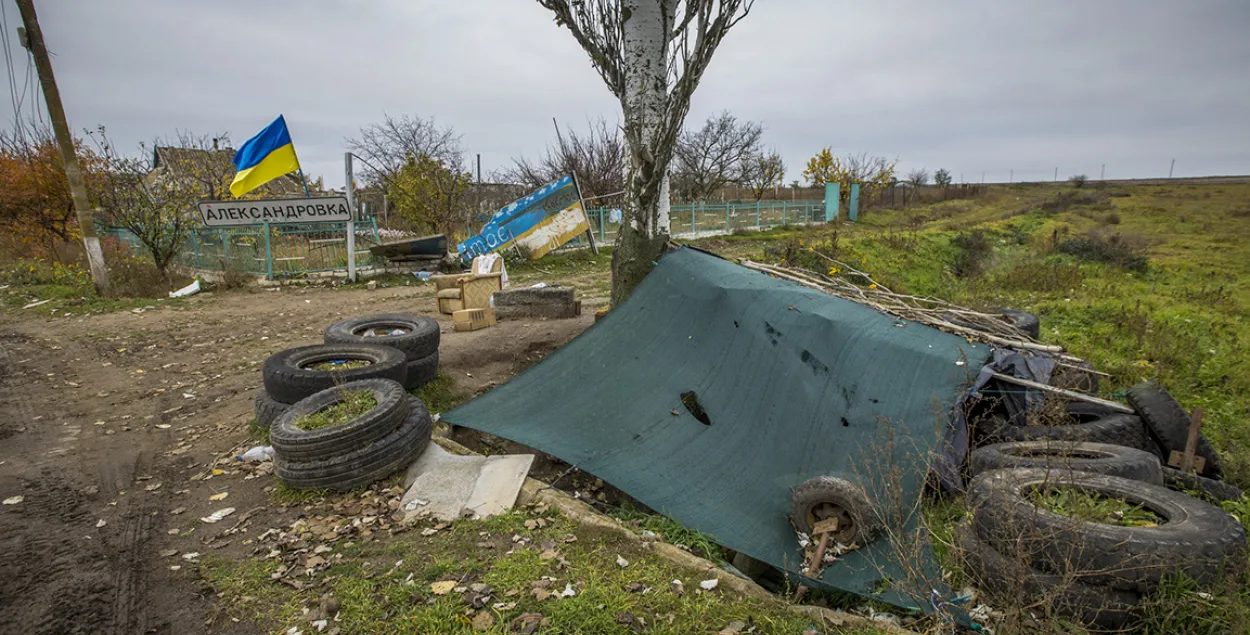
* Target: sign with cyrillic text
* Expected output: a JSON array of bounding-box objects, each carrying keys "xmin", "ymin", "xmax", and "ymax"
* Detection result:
[{"xmin": 198, "ymin": 196, "xmax": 352, "ymax": 227}]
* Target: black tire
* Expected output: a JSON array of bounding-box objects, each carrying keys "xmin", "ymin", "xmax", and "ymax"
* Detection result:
[
  {"xmin": 969, "ymin": 468, "xmax": 1247, "ymax": 592},
  {"xmin": 263, "ymin": 344, "xmax": 407, "ymax": 405},
  {"xmin": 253, "ymin": 391, "xmax": 287, "ymax": 429},
  {"xmin": 956, "ymin": 523, "xmax": 1139, "ymax": 630},
  {"xmin": 970, "ymin": 441, "xmax": 1163, "ymax": 485},
  {"xmin": 1050, "ymin": 361, "xmax": 1100, "ymax": 394},
  {"xmin": 270, "ymin": 379, "xmax": 409, "ymax": 462},
  {"xmin": 790, "ymin": 477, "xmax": 881, "ymax": 545},
  {"xmin": 1162, "ymin": 467, "xmax": 1244, "ymax": 503},
  {"xmin": 997, "ymin": 308, "xmax": 1040, "ymax": 340},
  {"xmin": 324, "ymin": 313, "xmax": 440, "ymax": 360},
  {"xmin": 275, "ymin": 397, "xmax": 432, "ymax": 491},
  {"xmin": 998, "ymin": 412, "xmax": 1157, "ymax": 454},
  {"xmin": 1126, "ymin": 382, "xmax": 1222, "ymax": 478},
  {"xmin": 404, "ymin": 351, "xmax": 439, "ymax": 391}
]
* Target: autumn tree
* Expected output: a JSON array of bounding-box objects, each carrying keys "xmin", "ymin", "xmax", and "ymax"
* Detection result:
[
  {"xmin": 0, "ymin": 127, "xmax": 104, "ymax": 259},
  {"xmin": 740, "ymin": 149, "xmax": 785, "ymax": 201},
  {"xmin": 346, "ymin": 115, "xmax": 472, "ymax": 235},
  {"xmin": 537, "ymin": 0, "xmax": 754, "ymax": 304},
  {"xmin": 502, "ymin": 117, "xmax": 625, "ymax": 206},
  {"xmin": 87, "ymin": 129, "xmax": 214, "ymax": 283},
  {"xmin": 934, "ymin": 168, "xmax": 952, "ymax": 187},
  {"xmin": 670, "ymin": 110, "xmax": 762, "ymax": 201},
  {"xmin": 803, "ymin": 148, "xmax": 897, "ymax": 201}
]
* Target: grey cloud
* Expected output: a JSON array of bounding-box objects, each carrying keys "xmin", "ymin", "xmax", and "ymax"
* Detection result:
[{"xmin": 2, "ymin": 0, "xmax": 1246, "ymax": 187}]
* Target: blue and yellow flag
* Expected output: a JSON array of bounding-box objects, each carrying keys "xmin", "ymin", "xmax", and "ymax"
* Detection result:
[{"xmin": 229, "ymin": 115, "xmax": 301, "ymax": 198}]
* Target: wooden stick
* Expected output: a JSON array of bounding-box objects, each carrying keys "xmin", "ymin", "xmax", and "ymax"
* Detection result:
[
  {"xmin": 989, "ymin": 372, "xmax": 1135, "ymax": 413},
  {"xmin": 793, "ymin": 531, "xmax": 831, "ymax": 603},
  {"xmin": 1181, "ymin": 408, "xmax": 1203, "ymax": 473},
  {"xmin": 1052, "ymin": 360, "xmax": 1112, "ymax": 377}
]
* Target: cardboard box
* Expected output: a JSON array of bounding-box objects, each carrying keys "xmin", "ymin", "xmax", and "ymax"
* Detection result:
[{"xmin": 453, "ymin": 307, "xmax": 497, "ymax": 332}]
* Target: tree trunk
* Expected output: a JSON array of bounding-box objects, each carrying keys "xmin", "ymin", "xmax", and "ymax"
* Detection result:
[{"xmin": 611, "ymin": 0, "xmax": 672, "ymax": 306}]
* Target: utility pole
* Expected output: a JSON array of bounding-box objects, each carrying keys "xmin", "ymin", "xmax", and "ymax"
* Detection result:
[
  {"xmin": 1053, "ymin": 167, "xmax": 1058, "ymax": 182},
  {"xmin": 16, "ymin": 0, "xmax": 109, "ymax": 294},
  {"xmin": 1169, "ymin": 158, "xmax": 1176, "ymax": 179}
]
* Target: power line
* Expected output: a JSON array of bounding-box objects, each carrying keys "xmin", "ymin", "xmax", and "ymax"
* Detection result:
[{"xmin": 1, "ymin": 2, "xmax": 24, "ymax": 136}]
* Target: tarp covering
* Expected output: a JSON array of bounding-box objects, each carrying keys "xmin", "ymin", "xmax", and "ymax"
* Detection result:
[{"xmin": 444, "ymin": 247, "xmax": 991, "ymax": 610}]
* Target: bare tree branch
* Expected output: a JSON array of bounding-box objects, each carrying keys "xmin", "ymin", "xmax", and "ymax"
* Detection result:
[
  {"xmin": 671, "ymin": 110, "xmax": 762, "ymax": 201},
  {"xmin": 500, "ymin": 117, "xmax": 625, "ymax": 206}
]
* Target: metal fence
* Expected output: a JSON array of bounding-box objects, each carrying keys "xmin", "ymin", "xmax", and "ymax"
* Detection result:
[
  {"xmin": 583, "ymin": 199, "xmax": 826, "ymax": 245},
  {"xmin": 104, "ymin": 219, "xmax": 383, "ymax": 278}
]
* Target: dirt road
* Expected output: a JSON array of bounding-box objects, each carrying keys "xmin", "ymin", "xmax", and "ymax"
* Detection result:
[{"xmin": 0, "ymin": 283, "xmax": 591, "ymax": 635}]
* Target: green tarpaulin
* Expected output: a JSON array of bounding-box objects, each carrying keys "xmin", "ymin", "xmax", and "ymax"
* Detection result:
[{"xmin": 444, "ymin": 247, "xmax": 990, "ymax": 611}]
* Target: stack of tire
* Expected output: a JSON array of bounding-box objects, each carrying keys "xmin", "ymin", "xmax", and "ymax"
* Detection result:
[
  {"xmin": 253, "ymin": 313, "xmax": 441, "ymax": 429},
  {"xmin": 956, "ymin": 308, "xmax": 1246, "ymax": 628},
  {"xmin": 249, "ymin": 313, "xmax": 441, "ymax": 491},
  {"xmin": 269, "ymin": 378, "xmax": 432, "ymax": 491},
  {"xmin": 961, "ymin": 465, "xmax": 1245, "ymax": 629}
]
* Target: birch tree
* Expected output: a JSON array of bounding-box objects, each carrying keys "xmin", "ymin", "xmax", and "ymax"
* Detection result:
[{"xmin": 537, "ymin": 0, "xmax": 754, "ymax": 304}]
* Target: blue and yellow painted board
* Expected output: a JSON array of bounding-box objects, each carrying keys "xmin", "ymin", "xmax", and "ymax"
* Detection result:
[{"xmin": 457, "ymin": 174, "xmax": 590, "ymax": 261}]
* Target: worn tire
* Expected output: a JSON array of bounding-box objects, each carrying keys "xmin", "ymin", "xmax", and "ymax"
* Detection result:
[
  {"xmin": 253, "ymin": 391, "xmax": 287, "ymax": 429},
  {"xmin": 997, "ymin": 308, "xmax": 1041, "ymax": 340},
  {"xmin": 404, "ymin": 351, "xmax": 439, "ymax": 391},
  {"xmin": 1050, "ymin": 361, "xmax": 1100, "ymax": 393},
  {"xmin": 956, "ymin": 523, "xmax": 1139, "ymax": 630},
  {"xmin": 270, "ymin": 379, "xmax": 409, "ymax": 462},
  {"xmin": 275, "ymin": 397, "xmax": 432, "ymax": 491},
  {"xmin": 969, "ymin": 468, "xmax": 1247, "ymax": 592},
  {"xmin": 998, "ymin": 412, "xmax": 1157, "ymax": 454},
  {"xmin": 324, "ymin": 313, "xmax": 440, "ymax": 361},
  {"xmin": 1162, "ymin": 467, "xmax": 1244, "ymax": 502},
  {"xmin": 262, "ymin": 343, "xmax": 407, "ymax": 405},
  {"xmin": 971, "ymin": 441, "xmax": 1163, "ymax": 485},
  {"xmin": 790, "ymin": 477, "xmax": 881, "ymax": 545},
  {"xmin": 1126, "ymin": 382, "xmax": 1222, "ymax": 478}
]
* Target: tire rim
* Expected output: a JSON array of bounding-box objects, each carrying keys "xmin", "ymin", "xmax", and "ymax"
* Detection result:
[
  {"xmin": 353, "ymin": 323, "xmax": 411, "ymax": 338},
  {"xmin": 1029, "ymin": 484, "xmax": 1171, "ymax": 527},
  {"xmin": 806, "ymin": 502, "xmax": 856, "ymax": 542},
  {"xmin": 298, "ymin": 354, "xmax": 374, "ymax": 371},
  {"xmin": 1006, "ymin": 448, "xmax": 1110, "ymax": 460}
]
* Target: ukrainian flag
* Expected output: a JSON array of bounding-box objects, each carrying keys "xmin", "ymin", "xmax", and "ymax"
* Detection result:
[{"xmin": 229, "ymin": 115, "xmax": 301, "ymax": 198}]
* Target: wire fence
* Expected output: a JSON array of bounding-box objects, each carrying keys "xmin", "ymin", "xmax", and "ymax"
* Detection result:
[
  {"xmin": 582, "ymin": 199, "xmax": 826, "ymax": 246},
  {"xmin": 104, "ymin": 219, "xmax": 383, "ymax": 278}
]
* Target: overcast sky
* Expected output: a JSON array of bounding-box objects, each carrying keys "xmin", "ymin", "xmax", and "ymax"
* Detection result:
[{"xmin": 2, "ymin": 1, "xmax": 1247, "ymax": 188}]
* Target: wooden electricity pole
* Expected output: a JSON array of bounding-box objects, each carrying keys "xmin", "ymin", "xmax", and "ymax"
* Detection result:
[{"xmin": 16, "ymin": 0, "xmax": 110, "ymax": 294}]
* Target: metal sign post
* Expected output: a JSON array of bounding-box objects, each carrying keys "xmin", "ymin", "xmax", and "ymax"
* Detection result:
[{"xmin": 344, "ymin": 152, "xmax": 357, "ymax": 282}]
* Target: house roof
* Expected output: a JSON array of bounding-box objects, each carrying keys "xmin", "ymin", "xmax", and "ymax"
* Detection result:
[{"xmin": 151, "ymin": 146, "xmax": 308, "ymax": 198}]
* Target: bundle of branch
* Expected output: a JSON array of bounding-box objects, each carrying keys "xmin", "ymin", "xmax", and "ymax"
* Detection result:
[{"xmin": 738, "ymin": 256, "xmax": 1070, "ymax": 357}]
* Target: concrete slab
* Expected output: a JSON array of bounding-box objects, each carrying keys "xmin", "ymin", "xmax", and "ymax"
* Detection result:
[{"xmin": 401, "ymin": 443, "xmax": 534, "ymax": 521}]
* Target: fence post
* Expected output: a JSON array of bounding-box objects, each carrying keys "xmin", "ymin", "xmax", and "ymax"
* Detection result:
[
  {"xmin": 756, "ymin": 201, "xmax": 761, "ymax": 229},
  {"xmin": 598, "ymin": 208, "xmax": 605, "ymax": 242},
  {"xmin": 263, "ymin": 220, "xmax": 273, "ymax": 279},
  {"xmin": 222, "ymin": 233, "xmax": 229, "ymax": 266},
  {"xmin": 191, "ymin": 231, "xmax": 200, "ymax": 268},
  {"xmin": 691, "ymin": 205, "xmax": 696, "ymax": 234},
  {"xmin": 371, "ymin": 217, "xmax": 380, "ymax": 246},
  {"xmin": 849, "ymin": 183, "xmax": 861, "ymax": 222},
  {"xmin": 725, "ymin": 204, "xmax": 731, "ymax": 232}
]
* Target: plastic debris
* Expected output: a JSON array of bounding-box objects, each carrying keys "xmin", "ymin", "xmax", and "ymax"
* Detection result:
[
  {"xmin": 238, "ymin": 446, "xmax": 275, "ymax": 462},
  {"xmin": 699, "ymin": 578, "xmax": 719, "ymax": 591},
  {"xmin": 201, "ymin": 507, "xmax": 236, "ymax": 523},
  {"xmin": 2, "ymin": 495, "xmax": 22, "ymax": 505},
  {"xmin": 169, "ymin": 279, "xmax": 201, "ymax": 298}
]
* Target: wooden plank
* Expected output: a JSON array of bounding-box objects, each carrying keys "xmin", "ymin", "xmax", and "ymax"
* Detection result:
[
  {"xmin": 811, "ymin": 518, "xmax": 841, "ymax": 536},
  {"xmin": 988, "ymin": 372, "xmax": 1135, "ymax": 413}
]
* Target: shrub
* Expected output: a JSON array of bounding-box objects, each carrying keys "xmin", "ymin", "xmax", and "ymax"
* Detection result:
[
  {"xmin": 950, "ymin": 229, "xmax": 993, "ymax": 278},
  {"xmin": 1100, "ymin": 211, "xmax": 1122, "ymax": 225},
  {"xmin": 1056, "ymin": 228, "xmax": 1149, "ymax": 271},
  {"xmin": 1069, "ymin": 174, "xmax": 1088, "ymax": 188}
]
